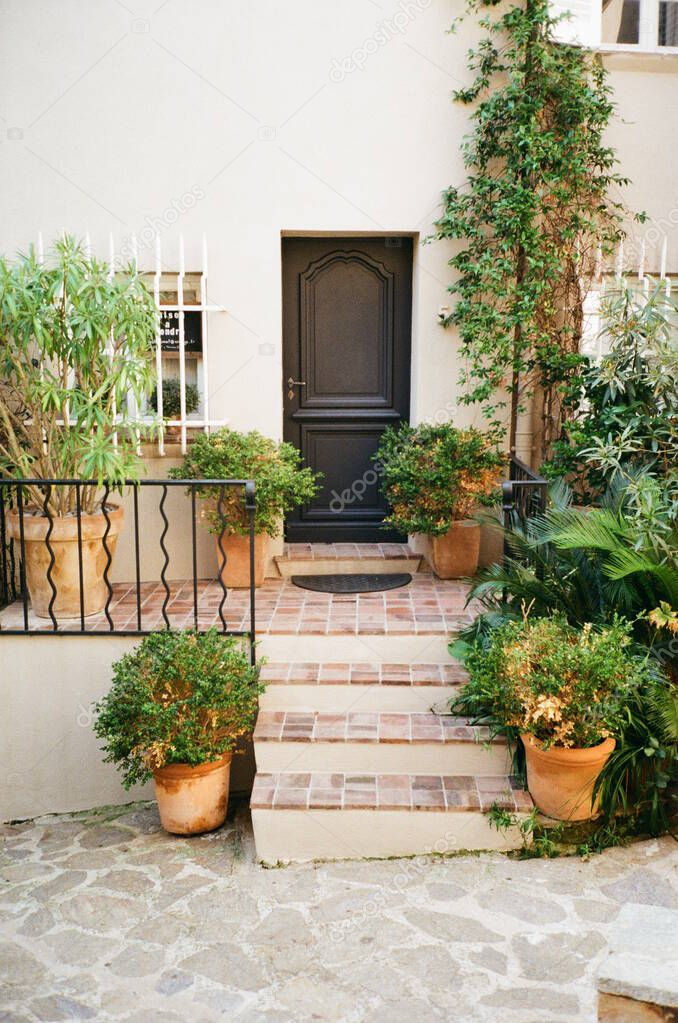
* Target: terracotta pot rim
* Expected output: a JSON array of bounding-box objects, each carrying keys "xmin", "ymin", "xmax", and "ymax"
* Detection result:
[
  {"xmin": 7, "ymin": 503, "xmax": 124, "ymax": 541},
  {"xmin": 153, "ymin": 753, "xmax": 233, "ymax": 782},
  {"xmin": 430, "ymin": 519, "xmax": 479, "ymax": 534},
  {"xmin": 522, "ymin": 732, "xmax": 616, "ymax": 764}
]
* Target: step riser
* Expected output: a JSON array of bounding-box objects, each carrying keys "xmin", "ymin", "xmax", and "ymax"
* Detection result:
[
  {"xmin": 260, "ymin": 685, "xmax": 460, "ymax": 713},
  {"xmin": 251, "ymin": 808, "xmax": 525, "ymax": 863},
  {"xmin": 258, "ymin": 635, "xmax": 456, "ymax": 663},
  {"xmin": 254, "ymin": 742, "xmax": 511, "ymax": 775},
  {"xmin": 275, "ymin": 557, "xmax": 422, "ymax": 578}
]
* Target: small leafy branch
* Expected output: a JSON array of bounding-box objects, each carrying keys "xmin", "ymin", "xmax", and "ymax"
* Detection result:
[{"xmin": 435, "ymin": 0, "xmax": 641, "ymax": 462}]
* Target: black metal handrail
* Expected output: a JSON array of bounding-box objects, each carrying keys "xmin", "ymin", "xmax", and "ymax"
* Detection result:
[
  {"xmin": 501, "ymin": 456, "xmax": 548, "ymax": 564},
  {"xmin": 0, "ymin": 477, "xmax": 257, "ymax": 664}
]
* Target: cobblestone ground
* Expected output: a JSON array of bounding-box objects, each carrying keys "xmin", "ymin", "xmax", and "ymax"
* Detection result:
[{"xmin": 1, "ymin": 801, "xmax": 677, "ymax": 1023}]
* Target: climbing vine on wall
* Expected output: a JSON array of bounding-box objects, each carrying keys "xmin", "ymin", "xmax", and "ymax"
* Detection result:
[{"xmin": 435, "ymin": 0, "xmax": 640, "ymax": 463}]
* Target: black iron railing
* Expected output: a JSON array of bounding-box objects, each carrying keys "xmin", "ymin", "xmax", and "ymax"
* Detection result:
[
  {"xmin": 0, "ymin": 477, "xmax": 256, "ymax": 663},
  {"xmin": 501, "ymin": 456, "xmax": 547, "ymax": 564}
]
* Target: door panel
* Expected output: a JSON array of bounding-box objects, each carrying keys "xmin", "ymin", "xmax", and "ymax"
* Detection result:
[
  {"xmin": 283, "ymin": 237, "xmax": 412, "ymax": 542},
  {"xmin": 302, "ymin": 424, "xmax": 389, "ymax": 522}
]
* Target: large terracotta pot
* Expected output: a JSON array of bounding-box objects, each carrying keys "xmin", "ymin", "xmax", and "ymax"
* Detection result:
[
  {"xmin": 522, "ymin": 733, "xmax": 616, "ymax": 821},
  {"xmin": 216, "ymin": 532, "xmax": 267, "ymax": 589},
  {"xmin": 430, "ymin": 520, "xmax": 481, "ymax": 579},
  {"xmin": 7, "ymin": 504, "xmax": 124, "ymax": 619},
  {"xmin": 153, "ymin": 754, "xmax": 232, "ymax": 835}
]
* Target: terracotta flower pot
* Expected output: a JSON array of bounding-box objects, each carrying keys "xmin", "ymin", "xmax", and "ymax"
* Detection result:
[
  {"xmin": 522, "ymin": 733, "xmax": 616, "ymax": 821},
  {"xmin": 216, "ymin": 532, "xmax": 268, "ymax": 588},
  {"xmin": 7, "ymin": 504, "xmax": 124, "ymax": 619},
  {"xmin": 153, "ymin": 754, "xmax": 232, "ymax": 835},
  {"xmin": 430, "ymin": 520, "xmax": 481, "ymax": 579}
]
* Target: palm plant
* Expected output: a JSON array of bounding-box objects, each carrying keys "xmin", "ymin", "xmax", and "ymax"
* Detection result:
[
  {"xmin": 458, "ymin": 479, "xmax": 678, "ymax": 670},
  {"xmin": 595, "ymin": 673, "xmax": 678, "ymax": 836},
  {"xmin": 455, "ymin": 477, "xmax": 678, "ymax": 837}
]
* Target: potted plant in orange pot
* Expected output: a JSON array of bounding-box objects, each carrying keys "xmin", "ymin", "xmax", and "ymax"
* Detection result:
[
  {"xmin": 454, "ymin": 614, "xmax": 657, "ymax": 821},
  {"xmin": 0, "ymin": 235, "xmax": 156, "ymax": 618},
  {"xmin": 375, "ymin": 423, "xmax": 502, "ymax": 578},
  {"xmin": 93, "ymin": 629, "xmax": 263, "ymax": 835},
  {"xmin": 171, "ymin": 428, "xmax": 321, "ymax": 588}
]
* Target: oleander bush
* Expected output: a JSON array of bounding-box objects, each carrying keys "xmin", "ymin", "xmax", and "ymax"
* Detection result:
[
  {"xmin": 543, "ymin": 285, "xmax": 678, "ymax": 502},
  {"xmin": 0, "ymin": 234, "xmax": 156, "ymax": 515}
]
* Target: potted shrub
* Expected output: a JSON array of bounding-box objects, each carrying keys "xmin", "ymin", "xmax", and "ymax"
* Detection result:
[
  {"xmin": 455, "ymin": 614, "xmax": 658, "ymax": 821},
  {"xmin": 93, "ymin": 629, "xmax": 263, "ymax": 835},
  {"xmin": 149, "ymin": 377, "xmax": 200, "ymax": 441},
  {"xmin": 374, "ymin": 423, "xmax": 502, "ymax": 578},
  {"xmin": 0, "ymin": 235, "xmax": 156, "ymax": 618},
  {"xmin": 171, "ymin": 428, "xmax": 321, "ymax": 588}
]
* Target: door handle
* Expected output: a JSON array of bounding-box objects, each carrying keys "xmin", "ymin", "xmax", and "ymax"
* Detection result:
[{"xmin": 287, "ymin": 378, "xmax": 306, "ymax": 400}]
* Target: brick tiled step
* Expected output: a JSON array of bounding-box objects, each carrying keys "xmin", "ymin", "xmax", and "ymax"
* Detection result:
[
  {"xmin": 259, "ymin": 661, "xmax": 467, "ymax": 712},
  {"xmin": 253, "ymin": 710, "xmax": 510, "ymax": 775},
  {"xmin": 250, "ymin": 772, "xmax": 532, "ymax": 863},
  {"xmin": 274, "ymin": 542, "xmax": 423, "ymax": 578}
]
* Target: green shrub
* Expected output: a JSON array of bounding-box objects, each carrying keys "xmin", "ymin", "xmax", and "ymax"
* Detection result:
[
  {"xmin": 170, "ymin": 428, "xmax": 322, "ymax": 536},
  {"xmin": 150, "ymin": 378, "xmax": 200, "ymax": 420},
  {"xmin": 458, "ymin": 615, "xmax": 656, "ymax": 750},
  {"xmin": 93, "ymin": 629, "xmax": 263, "ymax": 788},
  {"xmin": 374, "ymin": 423, "xmax": 502, "ymax": 535}
]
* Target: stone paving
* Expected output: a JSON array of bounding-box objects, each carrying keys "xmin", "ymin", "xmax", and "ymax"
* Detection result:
[{"xmin": 2, "ymin": 802, "xmax": 677, "ymax": 1022}]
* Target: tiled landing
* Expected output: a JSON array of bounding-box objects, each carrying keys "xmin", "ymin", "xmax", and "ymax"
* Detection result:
[{"xmin": 0, "ymin": 575, "xmax": 475, "ymax": 635}]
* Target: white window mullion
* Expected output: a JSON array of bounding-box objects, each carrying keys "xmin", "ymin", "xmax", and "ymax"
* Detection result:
[
  {"xmin": 639, "ymin": 0, "xmax": 659, "ymax": 47},
  {"xmin": 177, "ymin": 236, "xmax": 187, "ymax": 454},
  {"xmin": 154, "ymin": 237, "xmax": 165, "ymax": 457}
]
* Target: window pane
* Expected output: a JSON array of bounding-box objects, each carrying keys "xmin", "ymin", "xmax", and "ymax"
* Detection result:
[
  {"xmin": 602, "ymin": 0, "xmax": 640, "ymax": 43},
  {"xmin": 659, "ymin": 1, "xmax": 678, "ymax": 44}
]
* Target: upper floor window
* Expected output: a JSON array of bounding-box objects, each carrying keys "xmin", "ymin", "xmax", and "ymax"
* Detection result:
[
  {"xmin": 602, "ymin": 0, "xmax": 678, "ymax": 47},
  {"xmin": 550, "ymin": 0, "xmax": 678, "ymax": 50}
]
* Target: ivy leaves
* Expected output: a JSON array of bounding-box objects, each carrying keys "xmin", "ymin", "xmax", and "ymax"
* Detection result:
[{"xmin": 436, "ymin": 0, "xmax": 634, "ymax": 459}]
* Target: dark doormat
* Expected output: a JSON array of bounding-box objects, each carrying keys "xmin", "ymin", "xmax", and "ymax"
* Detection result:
[{"xmin": 291, "ymin": 573, "xmax": 412, "ymax": 594}]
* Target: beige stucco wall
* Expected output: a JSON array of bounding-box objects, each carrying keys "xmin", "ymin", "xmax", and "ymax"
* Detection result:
[
  {"xmin": 0, "ymin": 635, "xmax": 255, "ymax": 822},
  {"xmin": 0, "ymin": 0, "xmax": 503, "ymax": 447},
  {"xmin": 0, "ymin": 5, "xmax": 674, "ymax": 454},
  {"xmin": 603, "ymin": 54, "xmax": 678, "ymax": 271}
]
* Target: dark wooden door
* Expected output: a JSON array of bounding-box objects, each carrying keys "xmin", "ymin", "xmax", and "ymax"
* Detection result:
[{"xmin": 283, "ymin": 236, "xmax": 412, "ymax": 542}]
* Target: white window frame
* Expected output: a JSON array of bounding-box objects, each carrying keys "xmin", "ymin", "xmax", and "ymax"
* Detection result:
[
  {"xmin": 599, "ymin": 0, "xmax": 678, "ymax": 53},
  {"xmin": 552, "ymin": 0, "xmax": 678, "ymax": 54}
]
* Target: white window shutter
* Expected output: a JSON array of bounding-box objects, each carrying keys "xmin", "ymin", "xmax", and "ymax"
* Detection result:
[{"xmin": 550, "ymin": 0, "xmax": 602, "ymax": 45}]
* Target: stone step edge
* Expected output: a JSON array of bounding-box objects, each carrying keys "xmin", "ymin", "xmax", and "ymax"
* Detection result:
[
  {"xmin": 277, "ymin": 546, "xmax": 421, "ymax": 562},
  {"xmin": 273, "ymin": 564, "xmax": 424, "ymax": 580},
  {"xmin": 251, "ymin": 771, "xmax": 531, "ymax": 813},
  {"xmin": 253, "ymin": 710, "xmax": 502, "ymax": 745},
  {"xmin": 260, "ymin": 662, "xmax": 467, "ymax": 687}
]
